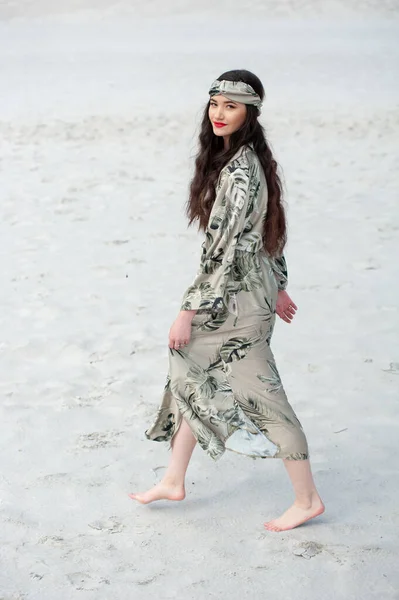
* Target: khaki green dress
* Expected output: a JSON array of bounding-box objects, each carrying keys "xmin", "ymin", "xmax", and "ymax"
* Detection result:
[{"xmin": 145, "ymin": 143, "xmax": 309, "ymax": 461}]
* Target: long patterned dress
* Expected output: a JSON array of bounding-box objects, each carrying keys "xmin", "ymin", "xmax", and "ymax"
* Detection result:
[{"xmin": 145, "ymin": 142, "xmax": 309, "ymax": 461}]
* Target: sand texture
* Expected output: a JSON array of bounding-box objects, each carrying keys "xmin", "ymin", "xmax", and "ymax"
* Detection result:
[{"xmin": 0, "ymin": 4, "xmax": 398, "ymax": 599}]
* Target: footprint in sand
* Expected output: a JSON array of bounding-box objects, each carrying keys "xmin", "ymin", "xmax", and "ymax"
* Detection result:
[
  {"xmin": 382, "ymin": 362, "xmax": 399, "ymax": 374},
  {"xmin": 75, "ymin": 430, "xmax": 124, "ymax": 451},
  {"xmin": 88, "ymin": 517, "xmax": 124, "ymax": 534},
  {"xmin": 66, "ymin": 572, "xmax": 97, "ymax": 591},
  {"xmin": 291, "ymin": 541, "xmax": 324, "ymax": 559}
]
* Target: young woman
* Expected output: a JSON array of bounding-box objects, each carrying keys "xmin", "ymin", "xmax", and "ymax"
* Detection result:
[{"xmin": 129, "ymin": 69, "xmax": 325, "ymax": 532}]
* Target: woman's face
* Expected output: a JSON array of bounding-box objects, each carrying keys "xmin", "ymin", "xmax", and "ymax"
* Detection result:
[{"xmin": 208, "ymin": 94, "xmax": 247, "ymax": 139}]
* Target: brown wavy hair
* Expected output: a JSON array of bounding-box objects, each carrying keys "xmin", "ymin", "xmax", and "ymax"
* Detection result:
[{"xmin": 185, "ymin": 69, "xmax": 286, "ymax": 256}]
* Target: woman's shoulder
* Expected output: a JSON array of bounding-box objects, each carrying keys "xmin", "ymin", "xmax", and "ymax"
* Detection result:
[
  {"xmin": 215, "ymin": 143, "xmax": 260, "ymax": 194},
  {"xmin": 225, "ymin": 143, "xmax": 259, "ymax": 181}
]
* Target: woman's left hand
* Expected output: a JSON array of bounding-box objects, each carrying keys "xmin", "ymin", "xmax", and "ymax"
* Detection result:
[{"xmin": 276, "ymin": 290, "xmax": 297, "ymax": 323}]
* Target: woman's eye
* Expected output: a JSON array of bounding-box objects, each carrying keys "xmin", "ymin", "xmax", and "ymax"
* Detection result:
[{"xmin": 210, "ymin": 102, "xmax": 235, "ymax": 108}]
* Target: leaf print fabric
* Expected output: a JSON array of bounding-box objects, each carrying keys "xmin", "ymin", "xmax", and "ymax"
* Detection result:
[
  {"xmin": 268, "ymin": 254, "xmax": 288, "ymax": 291},
  {"xmin": 145, "ymin": 143, "xmax": 308, "ymax": 461},
  {"xmin": 180, "ymin": 162, "xmax": 253, "ymax": 314}
]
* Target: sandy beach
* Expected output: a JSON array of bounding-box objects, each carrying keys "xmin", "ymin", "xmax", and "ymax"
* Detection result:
[{"xmin": 1, "ymin": 2, "xmax": 398, "ymax": 598}]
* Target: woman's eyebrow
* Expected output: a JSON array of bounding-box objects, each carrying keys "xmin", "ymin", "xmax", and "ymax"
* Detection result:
[{"xmin": 210, "ymin": 98, "xmax": 238, "ymax": 104}]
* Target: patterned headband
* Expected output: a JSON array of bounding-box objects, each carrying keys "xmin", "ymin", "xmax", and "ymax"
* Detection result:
[{"xmin": 208, "ymin": 79, "xmax": 263, "ymax": 112}]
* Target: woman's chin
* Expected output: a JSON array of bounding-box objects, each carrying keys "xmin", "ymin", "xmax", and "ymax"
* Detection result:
[{"xmin": 213, "ymin": 128, "xmax": 228, "ymax": 137}]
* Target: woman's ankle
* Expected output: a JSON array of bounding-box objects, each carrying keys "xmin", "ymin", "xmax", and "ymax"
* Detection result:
[
  {"xmin": 294, "ymin": 490, "xmax": 322, "ymax": 510},
  {"xmin": 161, "ymin": 474, "xmax": 185, "ymax": 488}
]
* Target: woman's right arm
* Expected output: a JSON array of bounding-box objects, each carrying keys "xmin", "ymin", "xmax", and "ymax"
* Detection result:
[{"xmin": 180, "ymin": 165, "xmax": 252, "ymax": 314}]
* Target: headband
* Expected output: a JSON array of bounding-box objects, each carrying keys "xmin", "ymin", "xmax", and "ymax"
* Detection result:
[{"xmin": 208, "ymin": 79, "xmax": 263, "ymax": 112}]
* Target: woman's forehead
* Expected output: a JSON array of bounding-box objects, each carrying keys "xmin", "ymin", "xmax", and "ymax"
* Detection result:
[{"xmin": 209, "ymin": 94, "xmax": 238, "ymax": 104}]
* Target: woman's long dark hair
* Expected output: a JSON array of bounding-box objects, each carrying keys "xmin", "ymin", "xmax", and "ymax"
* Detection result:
[{"xmin": 185, "ymin": 69, "xmax": 286, "ymax": 256}]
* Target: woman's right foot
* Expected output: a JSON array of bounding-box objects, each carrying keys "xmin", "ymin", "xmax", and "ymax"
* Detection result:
[
  {"xmin": 264, "ymin": 495, "xmax": 325, "ymax": 531},
  {"xmin": 128, "ymin": 480, "xmax": 185, "ymax": 504}
]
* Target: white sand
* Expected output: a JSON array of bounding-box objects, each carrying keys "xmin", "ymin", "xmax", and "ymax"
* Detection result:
[{"xmin": 1, "ymin": 3, "xmax": 398, "ymax": 599}]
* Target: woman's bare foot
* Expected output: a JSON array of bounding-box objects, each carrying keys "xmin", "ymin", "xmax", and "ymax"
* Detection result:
[
  {"xmin": 128, "ymin": 480, "xmax": 185, "ymax": 504},
  {"xmin": 264, "ymin": 495, "xmax": 325, "ymax": 532}
]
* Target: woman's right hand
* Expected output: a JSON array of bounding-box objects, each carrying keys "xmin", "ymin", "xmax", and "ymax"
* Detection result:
[{"xmin": 168, "ymin": 310, "xmax": 196, "ymax": 349}]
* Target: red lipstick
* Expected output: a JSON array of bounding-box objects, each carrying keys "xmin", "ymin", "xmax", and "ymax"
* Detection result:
[{"xmin": 214, "ymin": 122, "xmax": 227, "ymax": 128}]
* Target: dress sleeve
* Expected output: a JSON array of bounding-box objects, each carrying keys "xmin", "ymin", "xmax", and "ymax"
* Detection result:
[
  {"xmin": 180, "ymin": 165, "xmax": 251, "ymax": 313},
  {"xmin": 269, "ymin": 254, "xmax": 288, "ymax": 291}
]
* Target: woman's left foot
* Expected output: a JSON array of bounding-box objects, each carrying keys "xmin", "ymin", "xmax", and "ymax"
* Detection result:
[{"xmin": 264, "ymin": 497, "xmax": 325, "ymax": 532}]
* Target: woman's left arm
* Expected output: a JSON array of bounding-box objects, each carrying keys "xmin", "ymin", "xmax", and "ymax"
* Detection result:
[
  {"xmin": 269, "ymin": 253, "xmax": 298, "ymax": 322},
  {"xmin": 269, "ymin": 254, "xmax": 288, "ymax": 291}
]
